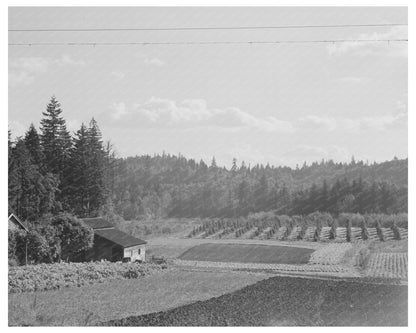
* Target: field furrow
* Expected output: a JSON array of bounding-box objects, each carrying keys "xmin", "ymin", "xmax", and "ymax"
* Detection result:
[{"xmin": 366, "ymin": 253, "xmax": 407, "ymax": 279}]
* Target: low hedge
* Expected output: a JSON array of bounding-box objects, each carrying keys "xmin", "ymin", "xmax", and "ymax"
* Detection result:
[{"xmin": 8, "ymin": 261, "xmax": 166, "ymax": 293}]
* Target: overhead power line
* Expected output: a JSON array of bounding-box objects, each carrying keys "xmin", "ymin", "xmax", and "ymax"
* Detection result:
[
  {"xmin": 8, "ymin": 23, "xmax": 407, "ymax": 32},
  {"xmin": 8, "ymin": 39, "xmax": 408, "ymax": 47}
]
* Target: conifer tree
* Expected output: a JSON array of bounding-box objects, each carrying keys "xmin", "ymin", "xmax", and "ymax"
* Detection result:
[
  {"xmin": 40, "ymin": 96, "xmax": 72, "ymax": 207},
  {"xmin": 40, "ymin": 96, "xmax": 72, "ymax": 175},
  {"xmin": 24, "ymin": 124, "xmax": 44, "ymax": 167}
]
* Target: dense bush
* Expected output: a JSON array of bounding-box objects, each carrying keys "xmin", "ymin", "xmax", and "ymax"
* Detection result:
[
  {"xmin": 8, "ymin": 261, "xmax": 165, "ymax": 293},
  {"xmin": 8, "ymin": 213, "xmax": 94, "ymax": 265},
  {"xmin": 361, "ymin": 220, "xmax": 369, "ymax": 241},
  {"xmin": 8, "ymin": 229, "xmax": 51, "ymax": 265},
  {"xmin": 329, "ymin": 219, "xmax": 337, "ymax": 240},
  {"xmin": 391, "ymin": 223, "xmax": 401, "ymax": 240},
  {"xmin": 346, "ymin": 220, "xmax": 352, "ymax": 242},
  {"xmin": 375, "ymin": 221, "xmax": 385, "ymax": 241}
]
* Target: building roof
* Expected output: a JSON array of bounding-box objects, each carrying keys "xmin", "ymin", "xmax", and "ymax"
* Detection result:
[
  {"xmin": 82, "ymin": 217, "xmax": 114, "ymax": 230},
  {"xmin": 8, "ymin": 213, "xmax": 29, "ymax": 232},
  {"xmin": 95, "ymin": 228, "xmax": 147, "ymax": 248}
]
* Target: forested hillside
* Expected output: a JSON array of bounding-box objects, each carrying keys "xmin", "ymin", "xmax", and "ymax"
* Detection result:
[
  {"xmin": 9, "ymin": 97, "xmax": 408, "ymax": 222},
  {"xmin": 110, "ymin": 154, "xmax": 407, "ymax": 219}
]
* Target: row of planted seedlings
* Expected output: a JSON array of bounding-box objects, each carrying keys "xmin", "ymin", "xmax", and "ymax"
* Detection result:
[{"xmin": 188, "ymin": 212, "xmax": 407, "ymax": 242}]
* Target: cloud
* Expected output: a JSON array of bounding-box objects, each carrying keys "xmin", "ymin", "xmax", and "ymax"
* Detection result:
[
  {"xmin": 335, "ymin": 76, "xmax": 370, "ymax": 84},
  {"xmin": 56, "ymin": 54, "xmax": 86, "ymax": 66},
  {"xmin": 298, "ymin": 115, "xmax": 337, "ymax": 131},
  {"xmin": 327, "ymin": 26, "xmax": 407, "ymax": 57},
  {"xmin": 144, "ymin": 57, "xmax": 164, "ymax": 67},
  {"xmin": 8, "ymin": 120, "xmax": 27, "ymax": 137},
  {"xmin": 297, "ymin": 112, "xmax": 407, "ymax": 132},
  {"xmin": 104, "ymin": 97, "xmax": 294, "ymax": 133},
  {"xmin": 281, "ymin": 144, "xmax": 352, "ymax": 165},
  {"xmin": 9, "ymin": 55, "xmax": 85, "ymax": 87},
  {"xmin": 111, "ymin": 102, "xmax": 128, "ymax": 120},
  {"xmin": 110, "ymin": 71, "xmax": 126, "ymax": 81},
  {"xmin": 9, "ymin": 71, "xmax": 35, "ymax": 87}
]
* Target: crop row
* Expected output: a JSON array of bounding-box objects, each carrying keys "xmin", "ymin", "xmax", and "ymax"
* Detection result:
[
  {"xmin": 366, "ymin": 253, "xmax": 408, "ymax": 280},
  {"xmin": 173, "ymin": 259, "xmax": 356, "ymax": 274},
  {"xmin": 308, "ymin": 243, "xmax": 353, "ymax": 265},
  {"xmin": 188, "ymin": 211, "xmax": 408, "ymax": 242},
  {"xmin": 8, "ymin": 261, "xmax": 166, "ymax": 293},
  {"xmin": 191, "ymin": 224, "xmax": 407, "ymax": 243}
]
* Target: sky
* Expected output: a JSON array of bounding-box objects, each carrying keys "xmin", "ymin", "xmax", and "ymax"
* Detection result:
[{"xmin": 8, "ymin": 7, "xmax": 408, "ymax": 168}]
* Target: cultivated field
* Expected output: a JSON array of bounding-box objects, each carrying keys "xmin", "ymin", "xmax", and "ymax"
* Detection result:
[
  {"xmin": 8, "ymin": 268, "xmax": 269, "ymax": 326},
  {"xmin": 178, "ymin": 243, "xmax": 314, "ymax": 264},
  {"xmin": 146, "ymin": 237, "xmax": 323, "ymax": 260},
  {"xmin": 9, "ymin": 236, "xmax": 408, "ymax": 326},
  {"xmin": 103, "ymin": 275, "xmax": 408, "ymax": 326},
  {"xmin": 188, "ymin": 216, "xmax": 408, "ymax": 243},
  {"xmin": 366, "ymin": 253, "xmax": 408, "ymax": 279}
]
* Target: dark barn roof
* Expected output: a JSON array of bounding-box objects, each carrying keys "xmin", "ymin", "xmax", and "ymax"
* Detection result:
[
  {"xmin": 82, "ymin": 217, "xmax": 114, "ymax": 230},
  {"xmin": 95, "ymin": 229, "xmax": 147, "ymax": 248},
  {"xmin": 8, "ymin": 213, "xmax": 29, "ymax": 232}
]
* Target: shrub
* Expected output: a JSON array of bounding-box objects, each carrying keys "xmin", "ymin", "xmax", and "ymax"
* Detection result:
[
  {"xmin": 313, "ymin": 220, "xmax": 322, "ymax": 242},
  {"xmin": 375, "ymin": 220, "xmax": 385, "ymax": 241},
  {"xmin": 346, "ymin": 220, "xmax": 352, "ymax": 242},
  {"xmin": 162, "ymin": 227, "xmax": 172, "ymax": 234},
  {"xmin": 361, "ymin": 220, "xmax": 369, "ymax": 241},
  {"xmin": 329, "ymin": 219, "xmax": 337, "ymax": 240},
  {"xmin": 391, "ymin": 223, "xmax": 401, "ymax": 240},
  {"xmin": 8, "ymin": 261, "xmax": 163, "ymax": 293}
]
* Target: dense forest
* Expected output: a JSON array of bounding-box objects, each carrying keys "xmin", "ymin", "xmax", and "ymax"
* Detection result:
[{"xmin": 8, "ymin": 97, "xmax": 408, "ymax": 223}]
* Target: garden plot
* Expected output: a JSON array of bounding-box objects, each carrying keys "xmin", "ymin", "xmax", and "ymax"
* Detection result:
[
  {"xmin": 351, "ymin": 227, "xmax": 362, "ymax": 240},
  {"xmin": 381, "ymin": 228, "xmax": 395, "ymax": 241},
  {"xmin": 335, "ymin": 227, "xmax": 347, "ymax": 241},
  {"xmin": 308, "ymin": 243, "xmax": 353, "ymax": 265},
  {"xmin": 303, "ymin": 227, "xmax": 316, "ymax": 241},
  {"xmin": 320, "ymin": 226, "xmax": 330, "ymax": 239},
  {"xmin": 366, "ymin": 253, "xmax": 408, "ymax": 280},
  {"xmin": 398, "ymin": 228, "xmax": 408, "ymax": 239},
  {"xmin": 367, "ymin": 228, "xmax": 380, "ymax": 241},
  {"xmin": 178, "ymin": 243, "xmax": 313, "ymax": 264},
  {"xmin": 174, "ymin": 259, "xmax": 358, "ymax": 276}
]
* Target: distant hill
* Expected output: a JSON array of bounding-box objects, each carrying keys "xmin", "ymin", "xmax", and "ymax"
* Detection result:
[{"xmin": 110, "ymin": 155, "xmax": 407, "ymax": 219}]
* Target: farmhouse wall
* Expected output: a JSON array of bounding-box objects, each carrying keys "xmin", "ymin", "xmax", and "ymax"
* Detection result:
[
  {"xmin": 124, "ymin": 244, "xmax": 146, "ymax": 262},
  {"xmin": 85, "ymin": 234, "xmax": 124, "ymax": 262}
]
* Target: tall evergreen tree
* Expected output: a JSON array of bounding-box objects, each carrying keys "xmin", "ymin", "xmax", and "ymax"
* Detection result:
[
  {"xmin": 40, "ymin": 96, "xmax": 72, "ymax": 175},
  {"xmin": 86, "ymin": 118, "xmax": 107, "ymax": 216},
  {"xmin": 24, "ymin": 124, "xmax": 44, "ymax": 167},
  {"xmin": 40, "ymin": 96, "xmax": 72, "ymax": 207}
]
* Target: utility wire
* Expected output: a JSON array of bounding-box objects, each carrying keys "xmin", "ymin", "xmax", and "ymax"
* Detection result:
[
  {"xmin": 8, "ymin": 23, "xmax": 407, "ymax": 32},
  {"xmin": 8, "ymin": 39, "xmax": 408, "ymax": 46}
]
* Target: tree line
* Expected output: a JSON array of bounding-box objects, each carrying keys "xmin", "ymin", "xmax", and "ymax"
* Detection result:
[
  {"xmin": 8, "ymin": 96, "xmax": 408, "ymax": 223},
  {"xmin": 110, "ymin": 155, "xmax": 407, "ymax": 219},
  {"xmin": 8, "ymin": 96, "xmax": 113, "ymax": 221}
]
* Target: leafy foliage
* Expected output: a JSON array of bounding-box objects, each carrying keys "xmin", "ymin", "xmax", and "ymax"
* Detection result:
[{"xmin": 8, "ymin": 261, "xmax": 164, "ymax": 293}]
